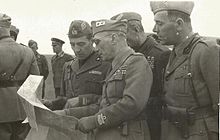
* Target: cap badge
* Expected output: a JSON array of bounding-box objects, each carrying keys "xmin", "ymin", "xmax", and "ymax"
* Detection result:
[
  {"xmin": 96, "ymin": 21, "xmax": 105, "ymax": 27},
  {"xmin": 71, "ymin": 28, "xmax": 78, "ymax": 35},
  {"xmin": 81, "ymin": 22, "xmax": 87, "ymax": 30}
]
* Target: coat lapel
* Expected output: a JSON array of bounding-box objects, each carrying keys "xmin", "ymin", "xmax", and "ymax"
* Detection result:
[
  {"xmin": 165, "ymin": 55, "xmax": 188, "ymax": 77},
  {"xmin": 71, "ymin": 59, "xmax": 80, "ymax": 73},
  {"xmin": 165, "ymin": 33, "xmax": 199, "ymax": 78}
]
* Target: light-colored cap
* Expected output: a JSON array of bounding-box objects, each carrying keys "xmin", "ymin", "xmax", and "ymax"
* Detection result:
[{"xmin": 150, "ymin": 1, "xmax": 194, "ymax": 15}]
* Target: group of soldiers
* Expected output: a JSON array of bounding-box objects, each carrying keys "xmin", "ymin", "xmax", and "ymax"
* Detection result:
[{"xmin": 0, "ymin": 1, "xmax": 219, "ymax": 140}]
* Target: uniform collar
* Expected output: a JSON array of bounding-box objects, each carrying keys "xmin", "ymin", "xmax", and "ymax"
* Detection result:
[
  {"xmin": 112, "ymin": 47, "xmax": 134, "ymax": 69},
  {"xmin": 174, "ymin": 33, "xmax": 197, "ymax": 57},
  {"xmin": 56, "ymin": 51, "xmax": 64, "ymax": 57}
]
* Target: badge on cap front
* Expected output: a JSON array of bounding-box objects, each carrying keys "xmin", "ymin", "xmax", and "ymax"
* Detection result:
[
  {"xmin": 81, "ymin": 22, "xmax": 87, "ymax": 30},
  {"xmin": 96, "ymin": 21, "xmax": 105, "ymax": 27}
]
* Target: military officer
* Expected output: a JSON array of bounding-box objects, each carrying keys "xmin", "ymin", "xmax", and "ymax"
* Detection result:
[
  {"xmin": 47, "ymin": 20, "xmax": 110, "ymax": 114},
  {"xmin": 70, "ymin": 19, "xmax": 153, "ymax": 140},
  {"xmin": 10, "ymin": 25, "xmax": 19, "ymax": 41},
  {"xmin": 111, "ymin": 12, "xmax": 171, "ymax": 140},
  {"xmin": 28, "ymin": 39, "xmax": 49, "ymax": 98},
  {"xmin": 51, "ymin": 37, "xmax": 73, "ymax": 97},
  {"xmin": 0, "ymin": 13, "xmax": 40, "ymax": 140},
  {"xmin": 150, "ymin": 1, "xmax": 219, "ymax": 140}
]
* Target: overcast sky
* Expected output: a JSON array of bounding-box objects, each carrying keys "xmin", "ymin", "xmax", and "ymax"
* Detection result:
[{"xmin": 1, "ymin": 0, "xmax": 220, "ymax": 54}]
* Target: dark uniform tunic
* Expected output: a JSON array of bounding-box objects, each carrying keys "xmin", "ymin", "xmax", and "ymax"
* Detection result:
[
  {"xmin": 0, "ymin": 36, "xmax": 39, "ymax": 140},
  {"xmin": 59, "ymin": 51, "xmax": 110, "ymax": 115},
  {"xmin": 50, "ymin": 51, "xmax": 110, "ymax": 112},
  {"xmin": 51, "ymin": 51, "xmax": 73, "ymax": 97},
  {"xmin": 34, "ymin": 51, "xmax": 49, "ymax": 98},
  {"xmin": 92, "ymin": 48, "xmax": 153, "ymax": 140},
  {"xmin": 162, "ymin": 34, "xmax": 219, "ymax": 140},
  {"xmin": 135, "ymin": 36, "xmax": 170, "ymax": 140}
]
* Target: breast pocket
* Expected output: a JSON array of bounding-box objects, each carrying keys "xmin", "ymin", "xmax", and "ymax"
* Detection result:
[
  {"xmin": 107, "ymin": 73, "xmax": 125, "ymax": 98},
  {"xmin": 173, "ymin": 66, "xmax": 191, "ymax": 96},
  {"xmin": 85, "ymin": 75, "xmax": 103, "ymax": 95}
]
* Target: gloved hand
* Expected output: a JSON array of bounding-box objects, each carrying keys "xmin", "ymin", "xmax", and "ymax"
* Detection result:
[
  {"xmin": 53, "ymin": 110, "xmax": 66, "ymax": 116},
  {"xmin": 77, "ymin": 116, "xmax": 98, "ymax": 133},
  {"xmin": 41, "ymin": 99, "xmax": 53, "ymax": 109}
]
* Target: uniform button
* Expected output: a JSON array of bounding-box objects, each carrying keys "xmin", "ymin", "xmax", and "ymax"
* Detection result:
[
  {"xmin": 199, "ymin": 130, "xmax": 203, "ymax": 134},
  {"xmin": 76, "ymin": 75, "xmax": 79, "ymax": 79}
]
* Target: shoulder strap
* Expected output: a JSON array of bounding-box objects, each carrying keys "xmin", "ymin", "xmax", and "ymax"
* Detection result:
[
  {"xmin": 187, "ymin": 36, "xmax": 208, "ymax": 107},
  {"xmin": 104, "ymin": 54, "xmax": 133, "ymax": 105},
  {"xmin": 9, "ymin": 55, "xmax": 24, "ymax": 80}
]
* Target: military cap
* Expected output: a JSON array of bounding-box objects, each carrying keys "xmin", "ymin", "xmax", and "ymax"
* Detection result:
[
  {"xmin": 51, "ymin": 37, "xmax": 65, "ymax": 46},
  {"xmin": 150, "ymin": 1, "xmax": 194, "ymax": 15},
  {"xmin": 111, "ymin": 12, "xmax": 142, "ymax": 22},
  {"xmin": 28, "ymin": 39, "xmax": 37, "ymax": 47},
  {"xmin": 68, "ymin": 20, "xmax": 92, "ymax": 38},
  {"xmin": 0, "ymin": 13, "xmax": 11, "ymax": 28},
  {"xmin": 10, "ymin": 25, "xmax": 19, "ymax": 35},
  {"xmin": 91, "ymin": 19, "xmax": 127, "ymax": 36}
]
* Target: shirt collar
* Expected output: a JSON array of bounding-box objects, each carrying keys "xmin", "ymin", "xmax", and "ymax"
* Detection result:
[{"xmin": 174, "ymin": 33, "xmax": 196, "ymax": 56}]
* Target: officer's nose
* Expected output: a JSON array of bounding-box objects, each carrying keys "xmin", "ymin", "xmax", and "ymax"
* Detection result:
[{"xmin": 153, "ymin": 24, "xmax": 158, "ymax": 33}]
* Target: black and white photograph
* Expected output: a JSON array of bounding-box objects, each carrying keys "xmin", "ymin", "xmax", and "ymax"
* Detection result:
[{"xmin": 0, "ymin": 0, "xmax": 219, "ymax": 140}]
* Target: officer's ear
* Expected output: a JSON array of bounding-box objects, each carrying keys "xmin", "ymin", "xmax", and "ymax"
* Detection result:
[
  {"xmin": 111, "ymin": 33, "xmax": 118, "ymax": 45},
  {"xmin": 175, "ymin": 18, "xmax": 184, "ymax": 33}
]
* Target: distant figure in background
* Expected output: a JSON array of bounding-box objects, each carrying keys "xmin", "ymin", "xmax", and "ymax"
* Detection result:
[
  {"xmin": 111, "ymin": 12, "xmax": 171, "ymax": 140},
  {"xmin": 51, "ymin": 37, "xmax": 73, "ymax": 98},
  {"xmin": 10, "ymin": 25, "xmax": 19, "ymax": 41},
  {"xmin": 28, "ymin": 39, "xmax": 49, "ymax": 98},
  {"xmin": 0, "ymin": 13, "xmax": 39, "ymax": 140}
]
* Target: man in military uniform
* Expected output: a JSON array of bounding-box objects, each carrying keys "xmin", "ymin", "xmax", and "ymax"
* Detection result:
[
  {"xmin": 0, "ymin": 13, "xmax": 40, "ymax": 140},
  {"xmin": 150, "ymin": 1, "xmax": 219, "ymax": 140},
  {"xmin": 10, "ymin": 25, "xmax": 19, "ymax": 41},
  {"xmin": 51, "ymin": 37, "xmax": 73, "ymax": 98},
  {"xmin": 46, "ymin": 20, "xmax": 110, "ymax": 114},
  {"xmin": 28, "ymin": 39, "xmax": 49, "ymax": 98},
  {"xmin": 111, "ymin": 12, "xmax": 171, "ymax": 140},
  {"xmin": 69, "ymin": 19, "xmax": 153, "ymax": 140}
]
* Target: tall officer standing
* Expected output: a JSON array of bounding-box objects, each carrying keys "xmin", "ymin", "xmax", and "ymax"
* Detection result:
[
  {"xmin": 51, "ymin": 38, "xmax": 73, "ymax": 98},
  {"xmin": 150, "ymin": 1, "xmax": 219, "ymax": 140},
  {"xmin": 0, "ymin": 13, "xmax": 40, "ymax": 140},
  {"xmin": 111, "ymin": 12, "xmax": 171, "ymax": 140}
]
